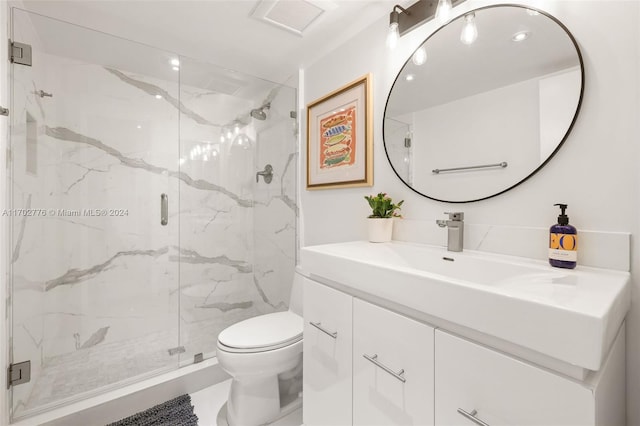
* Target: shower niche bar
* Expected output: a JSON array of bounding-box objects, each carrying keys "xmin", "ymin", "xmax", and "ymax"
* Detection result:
[{"xmin": 8, "ymin": 8, "xmax": 297, "ymax": 421}]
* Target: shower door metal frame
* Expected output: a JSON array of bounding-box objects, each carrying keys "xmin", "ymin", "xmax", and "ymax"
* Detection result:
[{"xmin": 1, "ymin": 1, "xmax": 12, "ymax": 424}]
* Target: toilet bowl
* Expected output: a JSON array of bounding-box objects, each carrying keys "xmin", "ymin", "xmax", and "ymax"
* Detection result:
[{"xmin": 216, "ymin": 271, "xmax": 304, "ymax": 426}]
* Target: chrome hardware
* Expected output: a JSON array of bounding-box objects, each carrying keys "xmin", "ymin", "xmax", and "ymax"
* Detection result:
[
  {"xmin": 37, "ymin": 90, "xmax": 53, "ymax": 98},
  {"xmin": 309, "ymin": 321, "xmax": 337, "ymax": 339},
  {"xmin": 433, "ymin": 161, "xmax": 507, "ymax": 174},
  {"xmin": 167, "ymin": 346, "xmax": 185, "ymax": 356},
  {"xmin": 457, "ymin": 408, "xmax": 491, "ymax": 426},
  {"xmin": 10, "ymin": 40, "xmax": 32, "ymax": 66},
  {"xmin": 256, "ymin": 164, "xmax": 273, "ymax": 183},
  {"xmin": 7, "ymin": 361, "xmax": 31, "ymax": 388},
  {"xmin": 436, "ymin": 211, "xmax": 464, "ymax": 252},
  {"xmin": 160, "ymin": 193, "xmax": 168, "ymax": 226},
  {"xmin": 362, "ymin": 353, "xmax": 406, "ymax": 383},
  {"xmin": 0, "ymin": 107, "xmax": 8, "ymax": 116}
]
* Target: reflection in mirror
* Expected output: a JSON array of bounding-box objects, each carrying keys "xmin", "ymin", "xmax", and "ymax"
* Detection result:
[{"xmin": 383, "ymin": 5, "xmax": 583, "ymax": 203}]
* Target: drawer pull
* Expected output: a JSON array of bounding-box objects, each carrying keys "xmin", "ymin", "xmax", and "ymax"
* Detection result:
[
  {"xmin": 309, "ymin": 321, "xmax": 338, "ymax": 339},
  {"xmin": 457, "ymin": 408, "xmax": 490, "ymax": 426},
  {"xmin": 363, "ymin": 353, "xmax": 406, "ymax": 383}
]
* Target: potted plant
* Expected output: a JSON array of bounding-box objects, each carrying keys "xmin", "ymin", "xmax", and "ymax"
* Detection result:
[{"xmin": 364, "ymin": 192, "xmax": 404, "ymax": 242}]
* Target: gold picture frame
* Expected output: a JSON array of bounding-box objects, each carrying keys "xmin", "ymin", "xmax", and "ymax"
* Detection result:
[{"xmin": 306, "ymin": 74, "xmax": 373, "ymax": 189}]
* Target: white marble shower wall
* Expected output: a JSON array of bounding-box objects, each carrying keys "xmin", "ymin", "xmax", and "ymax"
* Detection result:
[
  {"xmin": 10, "ymin": 43, "xmax": 182, "ymax": 415},
  {"xmin": 177, "ymin": 58, "xmax": 298, "ymax": 361},
  {"xmin": 253, "ymin": 88, "xmax": 298, "ymax": 315},
  {"xmin": 8, "ymin": 10, "xmax": 297, "ymax": 417}
]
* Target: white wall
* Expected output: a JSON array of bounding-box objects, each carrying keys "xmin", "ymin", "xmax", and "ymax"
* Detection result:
[
  {"xmin": 539, "ymin": 67, "xmax": 581, "ymax": 160},
  {"xmin": 412, "ymin": 77, "xmax": 540, "ymax": 201},
  {"xmin": 302, "ymin": 1, "xmax": 639, "ymax": 424}
]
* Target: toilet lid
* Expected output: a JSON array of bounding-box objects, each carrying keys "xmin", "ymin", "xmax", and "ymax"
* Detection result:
[{"xmin": 218, "ymin": 311, "xmax": 303, "ymax": 350}]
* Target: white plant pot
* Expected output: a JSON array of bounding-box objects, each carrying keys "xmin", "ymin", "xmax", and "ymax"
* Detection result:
[{"xmin": 368, "ymin": 218, "xmax": 393, "ymax": 243}]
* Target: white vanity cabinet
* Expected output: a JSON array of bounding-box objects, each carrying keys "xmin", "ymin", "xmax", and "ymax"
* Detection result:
[
  {"xmin": 302, "ymin": 276, "xmax": 626, "ymax": 426},
  {"xmin": 303, "ymin": 277, "xmax": 353, "ymax": 426},
  {"xmin": 435, "ymin": 330, "xmax": 595, "ymax": 426},
  {"xmin": 353, "ymin": 299, "xmax": 434, "ymax": 425}
]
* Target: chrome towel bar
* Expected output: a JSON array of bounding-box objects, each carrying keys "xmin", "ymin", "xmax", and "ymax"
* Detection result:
[{"xmin": 432, "ymin": 161, "xmax": 508, "ymax": 174}]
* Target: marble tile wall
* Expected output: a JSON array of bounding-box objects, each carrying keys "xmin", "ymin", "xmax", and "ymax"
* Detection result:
[
  {"xmin": 8, "ymin": 12, "xmax": 297, "ymax": 417},
  {"xmin": 176, "ymin": 59, "xmax": 297, "ymax": 362}
]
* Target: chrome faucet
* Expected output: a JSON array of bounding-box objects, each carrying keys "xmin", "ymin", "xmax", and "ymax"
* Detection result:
[{"xmin": 436, "ymin": 212, "xmax": 464, "ymax": 252}]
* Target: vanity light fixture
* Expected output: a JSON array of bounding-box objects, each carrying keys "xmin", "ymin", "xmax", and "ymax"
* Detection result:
[
  {"xmin": 512, "ymin": 31, "xmax": 530, "ymax": 42},
  {"xmin": 387, "ymin": 0, "xmax": 465, "ymax": 49},
  {"xmin": 387, "ymin": 5, "xmax": 403, "ymax": 48},
  {"xmin": 460, "ymin": 12, "xmax": 478, "ymax": 45},
  {"xmin": 435, "ymin": 0, "xmax": 453, "ymax": 23}
]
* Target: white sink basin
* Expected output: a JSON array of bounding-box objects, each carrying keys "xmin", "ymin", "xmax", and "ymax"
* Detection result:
[{"xmin": 301, "ymin": 241, "xmax": 630, "ymax": 371}]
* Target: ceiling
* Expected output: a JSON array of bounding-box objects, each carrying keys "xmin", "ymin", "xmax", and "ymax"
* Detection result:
[{"xmin": 14, "ymin": 0, "xmax": 398, "ymax": 84}]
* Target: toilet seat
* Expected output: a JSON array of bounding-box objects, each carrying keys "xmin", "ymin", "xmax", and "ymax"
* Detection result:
[{"xmin": 217, "ymin": 311, "xmax": 303, "ymax": 353}]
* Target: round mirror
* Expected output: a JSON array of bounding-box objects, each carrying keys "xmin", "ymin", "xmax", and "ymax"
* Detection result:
[{"xmin": 383, "ymin": 5, "xmax": 583, "ymax": 203}]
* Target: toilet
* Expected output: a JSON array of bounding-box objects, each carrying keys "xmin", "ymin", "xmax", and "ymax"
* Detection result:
[{"xmin": 216, "ymin": 270, "xmax": 304, "ymax": 426}]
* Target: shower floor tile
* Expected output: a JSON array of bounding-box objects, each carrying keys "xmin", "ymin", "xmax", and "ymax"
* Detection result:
[{"xmin": 22, "ymin": 329, "xmax": 177, "ymax": 413}]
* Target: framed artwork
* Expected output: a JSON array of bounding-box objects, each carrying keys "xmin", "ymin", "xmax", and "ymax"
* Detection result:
[{"xmin": 306, "ymin": 74, "xmax": 373, "ymax": 189}]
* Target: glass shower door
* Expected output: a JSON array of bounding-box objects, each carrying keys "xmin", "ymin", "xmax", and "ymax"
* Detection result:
[{"xmin": 9, "ymin": 9, "xmax": 180, "ymax": 419}]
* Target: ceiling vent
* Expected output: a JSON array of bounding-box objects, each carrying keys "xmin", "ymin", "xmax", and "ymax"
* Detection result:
[{"xmin": 250, "ymin": 0, "xmax": 327, "ymax": 36}]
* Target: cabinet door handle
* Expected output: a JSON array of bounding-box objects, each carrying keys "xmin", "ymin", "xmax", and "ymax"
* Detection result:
[
  {"xmin": 457, "ymin": 408, "xmax": 490, "ymax": 426},
  {"xmin": 309, "ymin": 321, "xmax": 337, "ymax": 339},
  {"xmin": 362, "ymin": 353, "xmax": 406, "ymax": 383}
]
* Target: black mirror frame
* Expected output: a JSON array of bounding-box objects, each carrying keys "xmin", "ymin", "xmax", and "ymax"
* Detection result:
[{"xmin": 382, "ymin": 4, "xmax": 585, "ymax": 203}]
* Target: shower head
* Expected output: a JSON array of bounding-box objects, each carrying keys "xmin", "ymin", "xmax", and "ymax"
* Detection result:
[{"xmin": 250, "ymin": 103, "xmax": 271, "ymax": 121}]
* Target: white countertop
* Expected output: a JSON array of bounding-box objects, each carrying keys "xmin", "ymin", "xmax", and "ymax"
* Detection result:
[{"xmin": 301, "ymin": 241, "xmax": 631, "ymax": 372}]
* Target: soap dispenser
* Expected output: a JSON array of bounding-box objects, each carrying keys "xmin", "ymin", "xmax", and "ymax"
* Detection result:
[{"xmin": 549, "ymin": 203, "xmax": 577, "ymax": 269}]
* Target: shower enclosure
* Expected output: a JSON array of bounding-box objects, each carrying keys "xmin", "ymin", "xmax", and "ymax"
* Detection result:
[{"xmin": 7, "ymin": 8, "xmax": 297, "ymax": 421}]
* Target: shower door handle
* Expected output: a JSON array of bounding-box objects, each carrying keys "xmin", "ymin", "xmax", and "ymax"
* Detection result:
[{"xmin": 160, "ymin": 193, "xmax": 168, "ymax": 226}]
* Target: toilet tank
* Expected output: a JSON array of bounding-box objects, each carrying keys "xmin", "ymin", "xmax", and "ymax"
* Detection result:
[{"xmin": 290, "ymin": 267, "xmax": 304, "ymax": 316}]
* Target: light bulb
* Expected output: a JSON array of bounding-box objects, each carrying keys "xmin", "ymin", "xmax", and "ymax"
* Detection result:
[
  {"xmin": 387, "ymin": 22, "xmax": 399, "ymax": 49},
  {"xmin": 412, "ymin": 47, "xmax": 427, "ymax": 66},
  {"xmin": 460, "ymin": 13, "xmax": 478, "ymax": 45},
  {"xmin": 435, "ymin": 0, "xmax": 452, "ymax": 24}
]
